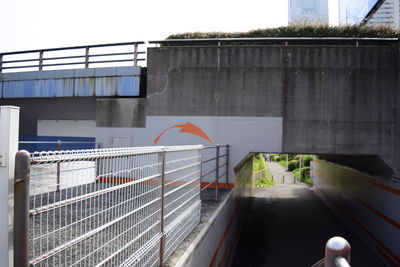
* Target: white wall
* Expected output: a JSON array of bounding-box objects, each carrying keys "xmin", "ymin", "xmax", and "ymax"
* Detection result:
[
  {"xmin": 96, "ymin": 116, "xmax": 283, "ymax": 182},
  {"xmin": 38, "ymin": 120, "xmax": 96, "ymax": 137}
]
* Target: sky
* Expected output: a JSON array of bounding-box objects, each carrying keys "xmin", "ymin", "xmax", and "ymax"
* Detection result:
[{"xmin": 0, "ymin": 0, "xmax": 338, "ymax": 53}]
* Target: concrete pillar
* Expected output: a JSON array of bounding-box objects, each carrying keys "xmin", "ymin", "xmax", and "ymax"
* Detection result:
[{"xmin": 0, "ymin": 106, "xmax": 20, "ymax": 267}]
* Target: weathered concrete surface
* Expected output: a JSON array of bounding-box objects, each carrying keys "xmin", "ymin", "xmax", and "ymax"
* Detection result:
[
  {"xmin": 231, "ymin": 184, "xmax": 386, "ymax": 267},
  {"xmin": 147, "ymin": 45, "xmax": 400, "ymax": 175},
  {"xmin": 96, "ymin": 98, "xmax": 146, "ymax": 127}
]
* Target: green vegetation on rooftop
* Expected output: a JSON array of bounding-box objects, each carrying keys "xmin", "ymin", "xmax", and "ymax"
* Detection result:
[{"xmin": 167, "ymin": 25, "xmax": 400, "ymax": 40}]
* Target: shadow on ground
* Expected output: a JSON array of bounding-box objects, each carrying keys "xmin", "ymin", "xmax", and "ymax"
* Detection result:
[{"xmin": 231, "ymin": 184, "xmax": 386, "ymax": 267}]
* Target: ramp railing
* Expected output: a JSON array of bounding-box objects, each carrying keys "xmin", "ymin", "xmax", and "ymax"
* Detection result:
[
  {"xmin": 14, "ymin": 145, "xmax": 209, "ymax": 266},
  {"xmin": 0, "ymin": 41, "xmax": 145, "ymax": 73},
  {"xmin": 200, "ymin": 145, "xmax": 229, "ymax": 200},
  {"xmin": 311, "ymin": 236, "xmax": 351, "ymax": 267}
]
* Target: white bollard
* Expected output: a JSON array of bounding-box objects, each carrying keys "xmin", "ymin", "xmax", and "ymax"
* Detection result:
[{"xmin": 0, "ymin": 106, "xmax": 20, "ymax": 267}]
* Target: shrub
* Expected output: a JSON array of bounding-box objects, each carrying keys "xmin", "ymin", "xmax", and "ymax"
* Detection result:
[
  {"xmin": 302, "ymin": 155, "xmax": 313, "ymax": 167},
  {"xmin": 166, "ymin": 25, "xmax": 400, "ymax": 41},
  {"xmin": 278, "ymin": 160, "xmax": 287, "ymax": 167},
  {"xmin": 287, "ymin": 160, "xmax": 299, "ymax": 171},
  {"xmin": 256, "ymin": 177, "xmax": 275, "ymax": 187},
  {"xmin": 253, "ymin": 153, "xmax": 267, "ymax": 172}
]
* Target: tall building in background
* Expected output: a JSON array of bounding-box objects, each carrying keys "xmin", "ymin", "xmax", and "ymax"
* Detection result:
[
  {"xmin": 339, "ymin": 0, "xmax": 399, "ymax": 28},
  {"xmin": 366, "ymin": 0, "xmax": 400, "ymax": 28},
  {"xmin": 288, "ymin": 0, "xmax": 329, "ymax": 25}
]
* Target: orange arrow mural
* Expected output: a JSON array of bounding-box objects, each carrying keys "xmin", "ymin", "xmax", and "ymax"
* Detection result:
[{"xmin": 154, "ymin": 122, "xmax": 212, "ymax": 144}]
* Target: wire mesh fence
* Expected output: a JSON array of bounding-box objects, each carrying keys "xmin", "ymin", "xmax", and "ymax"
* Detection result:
[{"xmin": 20, "ymin": 145, "xmax": 208, "ymax": 267}]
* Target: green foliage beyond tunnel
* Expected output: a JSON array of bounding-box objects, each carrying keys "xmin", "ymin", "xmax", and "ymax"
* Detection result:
[
  {"xmin": 167, "ymin": 25, "xmax": 400, "ymax": 40},
  {"xmin": 253, "ymin": 153, "xmax": 274, "ymax": 187},
  {"xmin": 272, "ymin": 154, "xmax": 314, "ymax": 185}
]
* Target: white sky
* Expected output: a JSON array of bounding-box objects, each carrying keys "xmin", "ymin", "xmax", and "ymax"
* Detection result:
[{"xmin": 0, "ymin": 0, "xmax": 339, "ymax": 53}]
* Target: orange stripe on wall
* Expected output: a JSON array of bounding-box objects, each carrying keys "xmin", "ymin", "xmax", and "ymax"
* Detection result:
[
  {"xmin": 315, "ymin": 172, "xmax": 400, "ymax": 229},
  {"xmin": 201, "ymin": 182, "xmax": 235, "ymax": 189},
  {"xmin": 314, "ymin": 186, "xmax": 400, "ymax": 265},
  {"xmin": 97, "ymin": 177, "xmax": 234, "ymax": 189},
  {"xmin": 209, "ymin": 207, "xmax": 238, "ymax": 267}
]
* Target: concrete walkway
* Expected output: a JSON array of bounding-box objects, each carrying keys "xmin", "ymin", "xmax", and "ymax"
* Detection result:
[
  {"xmin": 266, "ymin": 162, "xmax": 295, "ymax": 184},
  {"xmin": 231, "ymin": 183, "xmax": 386, "ymax": 267}
]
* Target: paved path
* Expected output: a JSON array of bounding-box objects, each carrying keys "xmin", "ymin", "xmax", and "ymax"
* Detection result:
[
  {"xmin": 266, "ymin": 162, "xmax": 295, "ymax": 184},
  {"xmin": 231, "ymin": 184, "xmax": 386, "ymax": 267}
]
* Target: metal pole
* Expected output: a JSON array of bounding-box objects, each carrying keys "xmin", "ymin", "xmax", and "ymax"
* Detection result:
[
  {"xmin": 299, "ymin": 155, "xmax": 302, "ymax": 182},
  {"xmin": 159, "ymin": 150, "xmax": 166, "ymax": 266},
  {"xmin": 324, "ymin": 236, "xmax": 351, "ymax": 267},
  {"xmin": 225, "ymin": 145, "xmax": 229, "ymax": 189},
  {"xmin": 215, "ymin": 145, "xmax": 220, "ymax": 200},
  {"xmin": 38, "ymin": 51, "xmax": 43, "ymax": 71},
  {"xmin": 56, "ymin": 140, "xmax": 61, "ymax": 192},
  {"xmin": 0, "ymin": 54, "xmax": 3, "ymax": 73},
  {"xmin": 133, "ymin": 44, "xmax": 138, "ymax": 66},
  {"xmin": 14, "ymin": 150, "xmax": 30, "ymax": 267},
  {"xmin": 85, "ymin": 47, "xmax": 89, "ymax": 68}
]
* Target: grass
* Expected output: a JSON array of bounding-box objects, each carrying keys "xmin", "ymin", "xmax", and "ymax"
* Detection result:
[{"xmin": 256, "ymin": 177, "xmax": 275, "ymax": 187}]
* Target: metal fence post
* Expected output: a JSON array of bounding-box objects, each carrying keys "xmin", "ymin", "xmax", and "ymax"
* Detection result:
[
  {"xmin": 299, "ymin": 155, "xmax": 302, "ymax": 182},
  {"xmin": 215, "ymin": 145, "xmax": 220, "ymax": 200},
  {"xmin": 159, "ymin": 149, "xmax": 166, "ymax": 266},
  {"xmin": 56, "ymin": 140, "xmax": 61, "ymax": 192},
  {"xmin": 324, "ymin": 236, "xmax": 351, "ymax": 267},
  {"xmin": 225, "ymin": 145, "xmax": 229, "ymax": 189},
  {"xmin": 0, "ymin": 106, "xmax": 20, "ymax": 267},
  {"xmin": 133, "ymin": 44, "xmax": 138, "ymax": 66},
  {"xmin": 85, "ymin": 47, "xmax": 90, "ymax": 68},
  {"xmin": 14, "ymin": 151, "xmax": 30, "ymax": 267},
  {"xmin": 0, "ymin": 54, "xmax": 3, "ymax": 73},
  {"xmin": 38, "ymin": 51, "xmax": 43, "ymax": 71}
]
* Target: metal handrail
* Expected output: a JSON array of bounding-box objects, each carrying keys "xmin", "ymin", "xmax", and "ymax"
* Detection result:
[
  {"xmin": 149, "ymin": 37, "xmax": 399, "ymax": 45},
  {"xmin": 0, "ymin": 41, "xmax": 145, "ymax": 73},
  {"xmin": 200, "ymin": 145, "xmax": 230, "ymax": 200}
]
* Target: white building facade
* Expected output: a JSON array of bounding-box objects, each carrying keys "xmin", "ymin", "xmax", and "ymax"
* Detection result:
[
  {"xmin": 288, "ymin": 0, "xmax": 329, "ymax": 25},
  {"xmin": 366, "ymin": 0, "xmax": 400, "ymax": 28},
  {"xmin": 339, "ymin": 0, "xmax": 400, "ymax": 28}
]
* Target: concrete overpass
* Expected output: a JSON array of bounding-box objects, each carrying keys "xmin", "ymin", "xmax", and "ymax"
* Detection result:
[{"xmin": 1, "ymin": 37, "xmax": 399, "ymax": 266}]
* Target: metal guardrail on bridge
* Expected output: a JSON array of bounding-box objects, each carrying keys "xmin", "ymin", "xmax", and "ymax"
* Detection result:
[
  {"xmin": 14, "ymin": 144, "xmax": 229, "ymax": 267},
  {"xmin": 0, "ymin": 41, "xmax": 145, "ymax": 73}
]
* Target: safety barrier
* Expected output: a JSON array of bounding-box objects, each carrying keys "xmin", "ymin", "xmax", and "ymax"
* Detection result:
[
  {"xmin": 0, "ymin": 41, "xmax": 145, "ymax": 73},
  {"xmin": 13, "ymin": 145, "xmax": 225, "ymax": 266}
]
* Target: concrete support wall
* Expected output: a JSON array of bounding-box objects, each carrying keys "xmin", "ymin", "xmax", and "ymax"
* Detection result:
[
  {"xmin": 147, "ymin": 45, "xmax": 400, "ymax": 175},
  {"xmin": 312, "ymin": 159, "xmax": 400, "ymax": 266}
]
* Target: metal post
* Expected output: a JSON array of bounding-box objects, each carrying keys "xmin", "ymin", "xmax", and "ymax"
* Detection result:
[
  {"xmin": 324, "ymin": 236, "xmax": 351, "ymax": 267},
  {"xmin": 159, "ymin": 150, "xmax": 166, "ymax": 266},
  {"xmin": 225, "ymin": 145, "xmax": 229, "ymax": 189},
  {"xmin": 85, "ymin": 47, "xmax": 90, "ymax": 68},
  {"xmin": 14, "ymin": 150, "xmax": 30, "ymax": 267},
  {"xmin": 56, "ymin": 140, "xmax": 61, "ymax": 192},
  {"xmin": 38, "ymin": 51, "xmax": 43, "ymax": 71},
  {"xmin": 283, "ymin": 175, "xmax": 285, "ymax": 184},
  {"xmin": 0, "ymin": 54, "xmax": 3, "ymax": 73},
  {"xmin": 299, "ymin": 155, "xmax": 302, "ymax": 182},
  {"xmin": 0, "ymin": 106, "xmax": 20, "ymax": 267},
  {"xmin": 215, "ymin": 145, "xmax": 220, "ymax": 200},
  {"xmin": 133, "ymin": 44, "xmax": 138, "ymax": 66}
]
